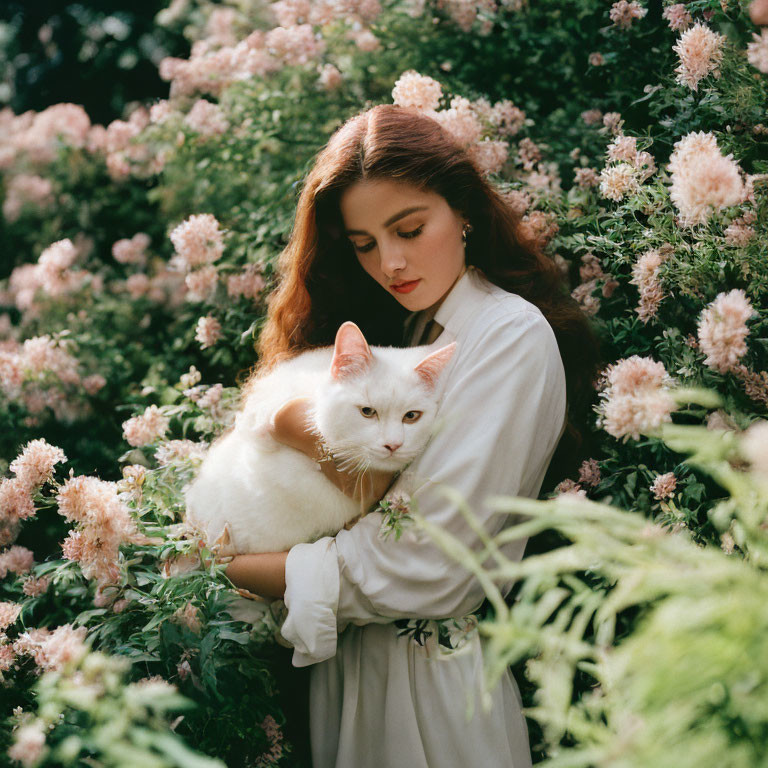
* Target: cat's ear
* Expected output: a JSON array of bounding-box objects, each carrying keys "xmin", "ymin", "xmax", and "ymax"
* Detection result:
[
  {"xmin": 414, "ymin": 342, "xmax": 456, "ymax": 390},
  {"xmin": 331, "ymin": 322, "xmax": 373, "ymax": 380}
]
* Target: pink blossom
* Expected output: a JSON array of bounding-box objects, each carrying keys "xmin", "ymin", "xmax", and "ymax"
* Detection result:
[
  {"xmin": 122, "ymin": 405, "xmax": 170, "ymax": 447},
  {"xmin": 468, "ymin": 139, "xmax": 509, "ymax": 175},
  {"xmin": 724, "ymin": 215, "xmax": 756, "ymax": 247},
  {"xmin": 747, "ymin": 30, "xmax": 768, "ymax": 74},
  {"xmin": 170, "ymin": 214, "xmax": 225, "ymax": 269},
  {"xmin": 609, "ymin": 0, "xmax": 647, "ymax": 29},
  {"xmin": 185, "ymin": 265, "xmax": 219, "ymax": 302},
  {"xmin": 8, "ymin": 720, "xmax": 47, "ymax": 767},
  {"xmin": 589, "ymin": 52, "xmax": 605, "ymax": 66},
  {"xmin": 82, "ymin": 374, "xmax": 106, "ymax": 395},
  {"xmin": 22, "ymin": 576, "xmax": 50, "ymax": 597},
  {"xmin": 198, "ymin": 383, "xmax": 224, "ymax": 409},
  {"xmin": 604, "ymin": 355, "xmax": 669, "ymax": 395},
  {"xmin": 489, "ymin": 99, "xmax": 525, "ymax": 136},
  {"xmin": 597, "ymin": 356, "xmax": 677, "ymax": 441},
  {"xmin": 0, "ymin": 545, "xmax": 34, "ymax": 578},
  {"xmin": 173, "ymin": 602, "xmax": 202, "ymax": 633},
  {"xmin": 599, "ymin": 163, "xmax": 640, "ymax": 201},
  {"xmin": 0, "ymin": 478, "xmax": 36, "ymax": 522},
  {"xmin": 272, "ymin": 0, "xmax": 311, "ymax": 26},
  {"xmin": 571, "ymin": 280, "xmax": 600, "ymax": 316},
  {"xmin": 574, "ymin": 167, "xmax": 600, "ymax": 188},
  {"xmin": 732, "ymin": 365, "xmax": 768, "ymax": 407},
  {"xmin": 0, "ymin": 600, "xmax": 22, "ymax": 630},
  {"xmin": 318, "ymin": 63, "xmax": 343, "ymax": 90},
  {"xmin": 149, "ymin": 100, "xmax": 175, "ymax": 124},
  {"xmin": 195, "ymin": 316, "xmax": 222, "ymax": 350},
  {"xmin": 663, "ymin": 3, "xmax": 692, "ymax": 30},
  {"xmin": 0, "ymin": 642, "xmax": 15, "ymax": 672},
  {"xmin": 2, "ymin": 174, "xmax": 54, "ymax": 223},
  {"xmin": 17, "ymin": 624, "xmax": 88, "ymax": 671},
  {"xmin": 607, "ymin": 134, "xmax": 638, "ymax": 164},
  {"xmin": 602, "ymin": 112, "xmax": 623, "ymax": 134},
  {"xmin": 265, "ymin": 24, "xmax": 326, "ymax": 65},
  {"xmin": 184, "ymin": 99, "xmax": 230, "ymax": 136},
  {"xmin": 697, "ymin": 289, "xmax": 754, "ymax": 373},
  {"xmin": 578, "ymin": 458, "xmax": 602, "ymax": 487},
  {"xmin": 205, "ymin": 6, "xmax": 239, "ymax": 46},
  {"xmin": 10, "ymin": 439, "xmax": 67, "ymax": 488},
  {"xmin": 553, "ymin": 479, "xmax": 587, "ymax": 498},
  {"xmin": 579, "ymin": 253, "xmax": 606, "ymax": 282},
  {"xmin": 112, "ymin": 233, "xmax": 150, "ymax": 265},
  {"xmin": 56, "ymin": 475, "xmax": 118, "ymax": 524},
  {"xmin": 392, "ymin": 71, "xmax": 443, "ymax": 111},
  {"xmin": 581, "ymin": 109, "xmax": 603, "ymax": 126},
  {"xmin": 673, "ymin": 22, "xmax": 725, "ymax": 90},
  {"xmin": 650, "ymin": 471, "xmax": 677, "ymax": 499},
  {"xmin": 433, "ymin": 97, "xmax": 483, "ymax": 148},
  {"xmin": 227, "ymin": 265, "xmax": 265, "ymax": 301},
  {"xmin": 124, "ymin": 273, "xmax": 151, "ymax": 300},
  {"xmin": 630, "ymin": 247, "xmax": 668, "ymax": 323},
  {"xmin": 668, "ymin": 132, "xmax": 745, "ymax": 227}
]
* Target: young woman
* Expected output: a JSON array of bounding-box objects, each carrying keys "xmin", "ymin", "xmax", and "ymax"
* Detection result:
[{"xmin": 225, "ymin": 104, "xmax": 600, "ymax": 767}]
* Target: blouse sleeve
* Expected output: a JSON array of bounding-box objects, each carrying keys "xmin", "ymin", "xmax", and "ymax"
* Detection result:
[{"xmin": 280, "ymin": 309, "xmax": 567, "ymax": 666}]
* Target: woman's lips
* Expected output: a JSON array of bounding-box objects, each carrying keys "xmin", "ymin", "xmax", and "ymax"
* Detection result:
[{"xmin": 391, "ymin": 279, "xmax": 420, "ymax": 294}]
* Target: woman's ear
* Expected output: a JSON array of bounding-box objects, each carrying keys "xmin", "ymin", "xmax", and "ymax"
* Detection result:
[{"xmin": 331, "ymin": 322, "xmax": 373, "ymax": 380}]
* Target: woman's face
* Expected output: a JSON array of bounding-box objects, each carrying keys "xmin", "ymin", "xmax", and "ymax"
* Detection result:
[{"xmin": 339, "ymin": 178, "xmax": 467, "ymax": 313}]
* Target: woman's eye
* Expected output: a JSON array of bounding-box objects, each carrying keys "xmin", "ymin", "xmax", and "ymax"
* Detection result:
[
  {"xmin": 352, "ymin": 241, "xmax": 375, "ymax": 254},
  {"xmin": 403, "ymin": 410, "xmax": 422, "ymax": 423},
  {"xmin": 398, "ymin": 225, "xmax": 423, "ymax": 240},
  {"xmin": 359, "ymin": 406, "xmax": 377, "ymax": 418}
]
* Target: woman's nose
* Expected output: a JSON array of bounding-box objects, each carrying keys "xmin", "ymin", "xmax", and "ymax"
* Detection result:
[{"xmin": 379, "ymin": 242, "xmax": 407, "ymax": 278}]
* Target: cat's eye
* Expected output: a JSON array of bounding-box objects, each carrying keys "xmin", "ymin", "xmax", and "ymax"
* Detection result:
[
  {"xmin": 403, "ymin": 411, "xmax": 422, "ymax": 423},
  {"xmin": 359, "ymin": 406, "xmax": 377, "ymax": 418}
]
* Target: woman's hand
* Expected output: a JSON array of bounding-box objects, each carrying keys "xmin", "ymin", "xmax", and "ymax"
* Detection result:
[{"xmin": 268, "ymin": 397, "xmax": 395, "ymax": 510}]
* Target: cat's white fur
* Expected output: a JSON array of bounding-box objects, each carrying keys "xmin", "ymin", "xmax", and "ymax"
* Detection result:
[{"xmin": 184, "ymin": 322, "xmax": 456, "ymax": 555}]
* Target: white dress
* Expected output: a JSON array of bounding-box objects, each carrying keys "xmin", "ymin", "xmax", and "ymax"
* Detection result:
[{"xmin": 280, "ymin": 267, "xmax": 567, "ymax": 768}]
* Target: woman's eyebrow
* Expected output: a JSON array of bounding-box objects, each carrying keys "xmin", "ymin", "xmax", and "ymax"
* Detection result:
[{"xmin": 344, "ymin": 205, "xmax": 428, "ymax": 235}]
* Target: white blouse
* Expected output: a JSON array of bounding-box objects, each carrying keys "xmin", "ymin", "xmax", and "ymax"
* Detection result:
[{"xmin": 280, "ymin": 267, "xmax": 567, "ymax": 768}]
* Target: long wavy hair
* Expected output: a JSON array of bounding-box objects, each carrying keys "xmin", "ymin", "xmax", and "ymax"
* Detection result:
[{"xmin": 252, "ymin": 104, "xmax": 601, "ymax": 483}]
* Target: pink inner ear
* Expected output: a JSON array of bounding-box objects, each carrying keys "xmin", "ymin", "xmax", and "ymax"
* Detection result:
[
  {"xmin": 414, "ymin": 342, "xmax": 456, "ymax": 390},
  {"xmin": 331, "ymin": 321, "xmax": 373, "ymax": 380}
]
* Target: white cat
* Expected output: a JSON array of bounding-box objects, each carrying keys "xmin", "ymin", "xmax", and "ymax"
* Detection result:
[{"xmin": 184, "ymin": 321, "xmax": 456, "ymax": 556}]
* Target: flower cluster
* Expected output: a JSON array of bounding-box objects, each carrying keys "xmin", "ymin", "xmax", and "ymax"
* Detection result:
[
  {"xmin": 596, "ymin": 356, "xmax": 677, "ymax": 441},
  {"xmin": 122, "ymin": 405, "xmax": 171, "ymax": 447},
  {"xmin": 697, "ymin": 289, "xmax": 754, "ymax": 374},
  {"xmin": 0, "ymin": 439, "xmax": 67, "ymax": 546},
  {"xmin": 57, "ymin": 475, "xmax": 149, "ymax": 585},
  {"xmin": 609, "ymin": 0, "xmax": 647, "ymax": 29},
  {"xmin": 667, "ymin": 132, "xmax": 745, "ymax": 227},
  {"xmin": 673, "ymin": 22, "xmax": 726, "ymax": 90},
  {"xmin": 630, "ymin": 246, "xmax": 671, "ymax": 323}
]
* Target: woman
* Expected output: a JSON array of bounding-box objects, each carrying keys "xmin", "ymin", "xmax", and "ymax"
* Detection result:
[{"xmin": 225, "ymin": 104, "xmax": 600, "ymax": 767}]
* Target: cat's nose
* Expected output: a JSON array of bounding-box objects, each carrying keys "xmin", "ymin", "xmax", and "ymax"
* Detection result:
[{"xmin": 384, "ymin": 442, "xmax": 402, "ymax": 454}]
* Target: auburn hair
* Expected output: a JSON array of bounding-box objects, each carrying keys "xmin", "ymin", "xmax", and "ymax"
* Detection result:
[{"xmin": 252, "ymin": 104, "xmax": 601, "ymax": 484}]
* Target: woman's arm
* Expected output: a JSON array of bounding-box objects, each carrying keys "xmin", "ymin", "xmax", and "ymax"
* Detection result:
[{"xmin": 225, "ymin": 551, "xmax": 288, "ymax": 599}]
